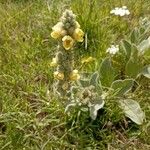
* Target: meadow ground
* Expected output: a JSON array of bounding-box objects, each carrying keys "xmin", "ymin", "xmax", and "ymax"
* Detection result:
[{"xmin": 0, "ymin": 0, "xmax": 150, "ymax": 149}]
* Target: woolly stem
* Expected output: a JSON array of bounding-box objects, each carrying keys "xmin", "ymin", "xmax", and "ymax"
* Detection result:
[{"xmin": 56, "ymin": 43, "xmax": 74, "ymax": 97}]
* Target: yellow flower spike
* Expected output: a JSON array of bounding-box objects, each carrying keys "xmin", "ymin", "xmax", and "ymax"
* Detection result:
[
  {"xmin": 54, "ymin": 71, "xmax": 64, "ymax": 80},
  {"xmin": 73, "ymin": 28, "xmax": 84, "ymax": 42},
  {"xmin": 62, "ymin": 35, "xmax": 74, "ymax": 50},
  {"xmin": 81, "ymin": 56, "xmax": 95, "ymax": 64},
  {"xmin": 50, "ymin": 58, "xmax": 58, "ymax": 67},
  {"xmin": 70, "ymin": 69, "xmax": 80, "ymax": 81}
]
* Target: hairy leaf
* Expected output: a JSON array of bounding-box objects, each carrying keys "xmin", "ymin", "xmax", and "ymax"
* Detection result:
[
  {"xmin": 89, "ymin": 72, "xmax": 102, "ymax": 92},
  {"xmin": 119, "ymin": 99, "xmax": 145, "ymax": 125},
  {"xmin": 122, "ymin": 40, "xmax": 132, "ymax": 59},
  {"xmin": 138, "ymin": 36, "xmax": 150, "ymax": 54},
  {"xmin": 90, "ymin": 72, "xmax": 99, "ymax": 86},
  {"xmin": 125, "ymin": 58, "xmax": 142, "ymax": 78},
  {"xmin": 78, "ymin": 79, "xmax": 89, "ymax": 87},
  {"xmin": 89, "ymin": 98, "xmax": 105, "ymax": 120},
  {"xmin": 130, "ymin": 27, "xmax": 139, "ymax": 44},
  {"xmin": 125, "ymin": 46, "xmax": 142, "ymax": 78},
  {"xmin": 140, "ymin": 65, "xmax": 150, "ymax": 79},
  {"xmin": 111, "ymin": 79, "xmax": 134, "ymax": 96},
  {"xmin": 99, "ymin": 58, "xmax": 115, "ymax": 87}
]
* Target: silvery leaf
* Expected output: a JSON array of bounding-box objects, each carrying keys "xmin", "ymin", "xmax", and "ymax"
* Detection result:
[{"xmin": 119, "ymin": 99, "xmax": 145, "ymax": 125}]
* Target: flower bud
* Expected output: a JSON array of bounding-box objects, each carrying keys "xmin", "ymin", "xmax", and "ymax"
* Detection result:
[
  {"xmin": 73, "ymin": 28, "xmax": 84, "ymax": 42},
  {"xmin": 54, "ymin": 71, "xmax": 64, "ymax": 80},
  {"xmin": 75, "ymin": 21, "xmax": 80, "ymax": 28},
  {"xmin": 62, "ymin": 82, "xmax": 69, "ymax": 90},
  {"xmin": 81, "ymin": 56, "xmax": 95, "ymax": 64},
  {"xmin": 51, "ymin": 22, "xmax": 66, "ymax": 39},
  {"xmin": 51, "ymin": 31, "xmax": 61, "ymax": 39},
  {"xmin": 70, "ymin": 69, "xmax": 80, "ymax": 81},
  {"xmin": 50, "ymin": 58, "xmax": 58, "ymax": 67}
]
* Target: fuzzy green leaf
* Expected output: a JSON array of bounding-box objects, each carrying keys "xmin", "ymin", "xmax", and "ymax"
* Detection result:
[
  {"xmin": 99, "ymin": 58, "xmax": 115, "ymax": 87},
  {"xmin": 125, "ymin": 45, "xmax": 142, "ymax": 78},
  {"xmin": 78, "ymin": 79, "xmax": 89, "ymax": 87},
  {"xmin": 138, "ymin": 36, "xmax": 150, "ymax": 54},
  {"xmin": 89, "ymin": 72, "xmax": 99, "ymax": 86},
  {"xmin": 111, "ymin": 79, "xmax": 134, "ymax": 96},
  {"xmin": 90, "ymin": 72, "xmax": 102, "ymax": 93},
  {"xmin": 122, "ymin": 40, "xmax": 132, "ymax": 59},
  {"xmin": 140, "ymin": 65, "xmax": 150, "ymax": 79},
  {"xmin": 130, "ymin": 28, "xmax": 139, "ymax": 43},
  {"xmin": 125, "ymin": 46, "xmax": 142, "ymax": 78},
  {"xmin": 89, "ymin": 98, "xmax": 105, "ymax": 120},
  {"xmin": 119, "ymin": 99, "xmax": 145, "ymax": 125},
  {"xmin": 125, "ymin": 58, "xmax": 142, "ymax": 78}
]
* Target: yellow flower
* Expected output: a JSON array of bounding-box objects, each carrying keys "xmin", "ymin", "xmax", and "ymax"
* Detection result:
[
  {"xmin": 50, "ymin": 58, "xmax": 58, "ymax": 67},
  {"xmin": 62, "ymin": 36, "xmax": 74, "ymax": 50},
  {"xmin": 73, "ymin": 28, "xmax": 84, "ymax": 42},
  {"xmin": 81, "ymin": 56, "xmax": 95, "ymax": 64},
  {"xmin": 51, "ymin": 30, "xmax": 61, "ymax": 39},
  {"xmin": 51, "ymin": 22, "xmax": 66, "ymax": 39},
  {"xmin": 54, "ymin": 71, "xmax": 64, "ymax": 80},
  {"xmin": 70, "ymin": 69, "xmax": 80, "ymax": 81}
]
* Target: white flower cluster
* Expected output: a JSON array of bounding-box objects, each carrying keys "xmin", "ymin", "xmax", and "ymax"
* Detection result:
[
  {"xmin": 106, "ymin": 45, "xmax": 119, "ymax": 55},
  {"xmin": 110, "ymin": 6, "xmax": 130, "ymax": 16}
]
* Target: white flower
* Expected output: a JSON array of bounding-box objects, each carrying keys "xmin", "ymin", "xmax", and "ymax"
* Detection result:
[
  {"xmin": 110, "ymin": 6, "xmax": 130, "ymax": 16},
  {"xmin": 106, "ymin": 45, "xmax": 119, "ymax": 55}
]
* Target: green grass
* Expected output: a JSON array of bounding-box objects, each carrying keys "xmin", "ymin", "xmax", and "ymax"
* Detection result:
[{"xmin": 0, "ymin": 0, "xmax": 150, "ymax": 149}]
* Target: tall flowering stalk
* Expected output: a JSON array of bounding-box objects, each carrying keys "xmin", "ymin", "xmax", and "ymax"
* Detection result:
[{"xmin": 50, "ymin": 9, "xmax": 84, "ymax": 98}]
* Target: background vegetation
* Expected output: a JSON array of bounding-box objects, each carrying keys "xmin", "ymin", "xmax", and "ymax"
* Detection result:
[{"xmin": 0, "ymin": 0, "xmax": 150, "ymax": 149}]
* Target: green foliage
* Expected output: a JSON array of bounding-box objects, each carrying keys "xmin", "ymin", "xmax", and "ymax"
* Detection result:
[
  {"xmin": 119, "ymin": 19, "xmax": 150, "ymax": 79},
  {"xmin": 110, "ymin": 79, "xmax": 134, "ymax": 96},
  {"xmin": 125, "ymin": 56, "xmax": 141, "ymax": 78},
  {"xmin": 65, "ymin": 72, "xmax": 104, "ymax": 120},
  {"xmin": 140, "ymin": 65, "xmax": 150, "ymax": 79},
  {"xmin": 89, "ymin": 71, "xmax": 99, "ymax": 87},
  {"xmin": 119, "ymin": 99, "xmax": 145, "ymax": 125},
  {"xmin": 125, "ymin": 46, "xmax": 142, "ymax": 78},
  {"xmin": 130, "ymin": 27, "xmax": 139, "ymax": 44},
  {"xmin": 65, "ymin": 18, "xmax": 149, "ymax": 125},
  {"xmin": 99, "ymin": 57, "xmax": 116, "ymax": 87},
  {"xmin": 89, "ymin": 97, "xmax": 105, "ymax": 120},
  {"xmin": 138, "ymin": 36, "xmax": 150, "ymax": 54},
  {"xmin": 122, "ymin": 40, "xmax": 132, "ymax": 60}
]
